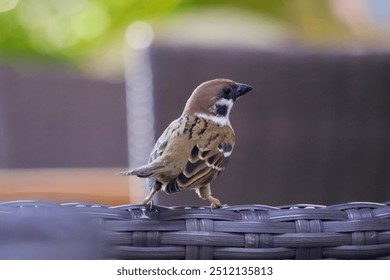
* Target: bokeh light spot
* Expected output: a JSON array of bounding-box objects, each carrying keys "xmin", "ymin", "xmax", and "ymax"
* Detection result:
[
  {"xmin": 0, "ymin": 0, "xmax": 18, "ymax": 13},
  {"xmin": 71, "ymin": 2, "xmax": 110, "ymax": 40},
  {"xmin": 125, "ymin": 21, "xmax": 154, "ymax": 49}
]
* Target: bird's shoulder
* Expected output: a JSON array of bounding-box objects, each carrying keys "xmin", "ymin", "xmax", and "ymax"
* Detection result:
[
  {"xmin": 148, "ymin": 114, "xmax": 235, "ymax": 166},
  {"xmin": 176, "ymin": 115, "xmax": 236, "ymax": 151}
]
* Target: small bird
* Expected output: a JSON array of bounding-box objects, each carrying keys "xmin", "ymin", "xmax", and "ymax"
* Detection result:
[{"xmin": 118, "ymin": 79, "xmax": 253, "ymax": 208}]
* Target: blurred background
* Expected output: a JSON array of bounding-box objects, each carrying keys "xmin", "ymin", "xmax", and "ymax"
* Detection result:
[{"xmin": 0, "ymin": 0, "xmax": 389, "ymax": 206}]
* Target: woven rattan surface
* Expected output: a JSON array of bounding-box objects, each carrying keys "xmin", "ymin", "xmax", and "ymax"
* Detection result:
[{"xmin": 1, "ymin": 201, "xmax": 389, "ymax": 259}]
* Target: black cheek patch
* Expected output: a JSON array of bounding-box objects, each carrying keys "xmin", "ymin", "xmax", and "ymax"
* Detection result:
[{"xmin": 215, "ymin": 105, "xmax": 228, "ymax": 117}]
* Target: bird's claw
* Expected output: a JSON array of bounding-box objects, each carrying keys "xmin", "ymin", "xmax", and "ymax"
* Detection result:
[
  {"xmin": 211, "ymin": 203, "xmax": 228, "ymax": 209},
  {"xmin": 142, "ymin": 199, "xmax": 154, "ymax": 210},
  {"xmin": 208, "ymin": 197, "xmax": 227, "ymax": 209}
]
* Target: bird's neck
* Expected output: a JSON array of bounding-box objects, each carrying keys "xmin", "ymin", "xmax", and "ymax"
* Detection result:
[
  {"xmin": 182, "ymin": 98, "xmax": 233, "ymax": 127},
  {"xmin": 194, "ymin": 112, "xmax": 231, "ymax": 127},
  {"xmin": 192, "ymin": 99, "xmax": 233, "ymax": 127}
]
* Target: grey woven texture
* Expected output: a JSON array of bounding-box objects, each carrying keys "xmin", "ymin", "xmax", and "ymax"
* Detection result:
[{"xmin": 1, "ymin": 201, "xmax": 390, "ymax": 259}]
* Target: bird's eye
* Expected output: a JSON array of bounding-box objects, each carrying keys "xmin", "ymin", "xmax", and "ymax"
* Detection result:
[{"xmin": 223, "ymin": 88, "xmax": 231, "ymax": 95}]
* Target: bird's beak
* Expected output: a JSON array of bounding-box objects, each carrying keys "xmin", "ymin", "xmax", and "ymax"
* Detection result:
[{"xmin": 235, "ymin": 83, "xmax": 253, "ymax": 99}]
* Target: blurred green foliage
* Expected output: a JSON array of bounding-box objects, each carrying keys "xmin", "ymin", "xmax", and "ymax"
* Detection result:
[
  {"xmin": 1, "ymin": 0, "xmax": 374, "ymax": 67},
  {"xmin": 0, "ymin": 0, "xmax": 184, "ymax": 62},
  {"xmin": 0, "ymin": 0, "xmax": 335, "ymax": 62}
]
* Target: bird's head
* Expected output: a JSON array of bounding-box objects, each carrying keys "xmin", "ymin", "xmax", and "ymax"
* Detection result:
[{"xmin": 183, "ymin": 79, "xmax": 253, "ymax": 122}]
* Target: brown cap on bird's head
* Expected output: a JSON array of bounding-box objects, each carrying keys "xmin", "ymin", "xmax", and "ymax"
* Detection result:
[{"xmin": 183, "ymin": 78, "xmax": 253, "ymax": 117}]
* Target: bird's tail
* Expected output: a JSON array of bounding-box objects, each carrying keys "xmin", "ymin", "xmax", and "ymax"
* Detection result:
[{"xmin": 116, "ymin": 162, "xmax": 169, "ymax": 178}]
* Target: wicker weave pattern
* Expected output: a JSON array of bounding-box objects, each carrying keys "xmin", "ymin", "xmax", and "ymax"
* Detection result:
[{"xmin": 1, "ymin": 201, "xmax": 390, "ymax": 259}]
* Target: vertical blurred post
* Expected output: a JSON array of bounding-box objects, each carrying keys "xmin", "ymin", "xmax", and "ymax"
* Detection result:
[
  {"xmin": 124, "ymin": 21, "xmax": 155, "ymax": 202},
  {"xmin": 0, "ymin": 94, "xmax": 7, "ymax": 169}
]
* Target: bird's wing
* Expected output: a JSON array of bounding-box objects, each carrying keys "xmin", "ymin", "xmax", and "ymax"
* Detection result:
[
  {"xmin": 148, "ymin": 128, "xmax": 169, "ymax": 164},
  {"xmin": 123, "ymin": 119, "xmax": 182, "ymax": 187},
  {"xmin": 116, "ymin": 121, "xmax": 173, "ymax": 177},
  {"xmin": 165, "ymin": 124, "xmax": 235, "ymax": 193}
]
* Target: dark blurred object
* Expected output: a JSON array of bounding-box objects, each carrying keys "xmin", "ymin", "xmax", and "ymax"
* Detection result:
[
  {"xmin": 0, "ymin": 65, "xmax": 127, "ymax": 168},
  {"xmin": 2, "ymin": 201, "xmax": 390, "ymax": 260},
  {"xmin": 151, "ymin": 46, "xmax": 390, "ymax": 206},
  {"xmin": 0, "ymin": 202, "xmax": 104, "ymax": 259}
]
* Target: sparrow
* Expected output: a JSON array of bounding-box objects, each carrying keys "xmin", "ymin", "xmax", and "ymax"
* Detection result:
[{"xmin": 118, "ymin": 78, "xmax": 253, "ymax": 208}]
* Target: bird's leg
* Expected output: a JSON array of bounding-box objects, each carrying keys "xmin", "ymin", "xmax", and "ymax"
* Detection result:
[
  {"xmin": 196, "ymin": 184, "xmax": 224, "ymax": 208},
  {"xmin": 142, "ymin": 182, "xmax": 162, "ymax": 205}
]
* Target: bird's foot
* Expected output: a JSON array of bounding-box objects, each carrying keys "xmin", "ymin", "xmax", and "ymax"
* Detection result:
[
  {"xmin": 142, "ymin": 199, "xmax": 155, "ymax": 210},
  {"xmin": 208, "ymin": 196, "xmax": 226, "ymax": 209},
  {"xmin": 142, "ymin": 198, "xmax": 151, "ymax": 205},
  {"xmin": 211, "ymin": 203, "xmax": 228, "ymax": 209}
]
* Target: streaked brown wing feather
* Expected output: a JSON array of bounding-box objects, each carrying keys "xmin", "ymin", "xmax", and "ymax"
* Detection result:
[{"xmin": 167, "ymin": 124, "xmax": 235, "ymax": 192}]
